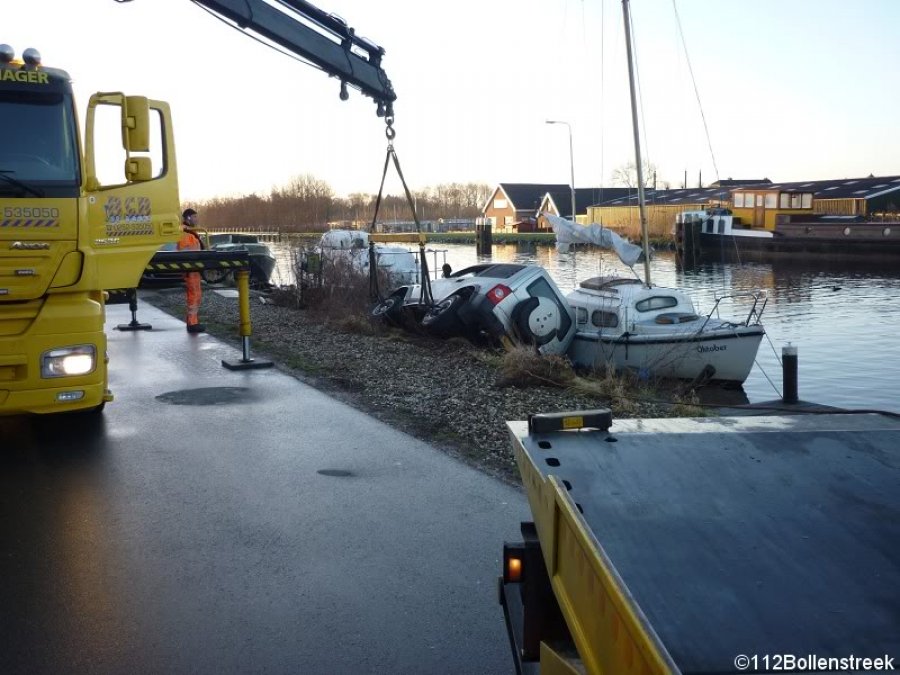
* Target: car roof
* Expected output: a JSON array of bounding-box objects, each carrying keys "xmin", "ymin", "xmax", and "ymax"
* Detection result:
[{"xmin": 450, "ymin": 263, "xmax": 526, "ymax": 280}]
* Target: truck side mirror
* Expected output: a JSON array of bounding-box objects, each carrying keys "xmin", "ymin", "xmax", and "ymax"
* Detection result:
[
  {"xmin": 125, "ymin": 156, "xmax": 152, "ymax": 182},
  {"xmin": 123, "ymin": 95, "xmax": 150, "ymax": 152}
]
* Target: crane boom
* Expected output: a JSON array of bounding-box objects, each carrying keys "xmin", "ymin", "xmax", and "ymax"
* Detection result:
[{"xmin": 118, "ymin": 0, "xmax": 397, "ymax": 116}]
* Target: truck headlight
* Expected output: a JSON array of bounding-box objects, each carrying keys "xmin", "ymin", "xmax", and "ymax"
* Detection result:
[{"xmin": 41, "ymin": 345, "xmax": 97, "ymax": 378}]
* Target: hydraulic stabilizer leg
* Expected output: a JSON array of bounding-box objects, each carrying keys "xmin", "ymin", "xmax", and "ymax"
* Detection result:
[
  {"xmin": 116, "ymin": 288, "xmax": 152, "ymax": 331},
  {"xmin": 222, "ymin": 269, "xmax": 273, "ymax": 371}
]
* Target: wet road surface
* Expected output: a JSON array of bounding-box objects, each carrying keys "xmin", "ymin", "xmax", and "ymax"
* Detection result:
[{"xmin": 0, "ymin": 300, "xmax": 528, "ymax": 674}]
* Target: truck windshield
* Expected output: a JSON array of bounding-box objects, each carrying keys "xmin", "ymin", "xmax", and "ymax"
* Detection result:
[{"xmin": 0, "ymin": 90, "xmax": 80, "ymax": 197}]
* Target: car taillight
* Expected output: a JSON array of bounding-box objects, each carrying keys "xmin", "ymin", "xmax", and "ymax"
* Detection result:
[{"xmin": 486, "ymin": 284, "xmax": 512, "ymax": 305}]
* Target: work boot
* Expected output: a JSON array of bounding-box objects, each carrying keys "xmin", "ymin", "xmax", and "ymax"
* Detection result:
[{"xmin": 186, "ymin": 323, "xmax": 206, "ymax": 334}]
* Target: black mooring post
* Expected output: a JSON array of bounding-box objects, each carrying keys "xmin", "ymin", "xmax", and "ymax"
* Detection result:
[
  {"xmin": 783, "ymin": 343, "xmax": 798, "ymax": 404},
  {"xmin": 476, "ymin": 221, "xmax": 493, "ymax": 255},
  {"xmin": 116, "ymin": 288, "xmax": 152, "ymax": 331}
]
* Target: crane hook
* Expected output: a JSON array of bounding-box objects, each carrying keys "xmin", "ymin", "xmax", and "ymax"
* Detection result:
[{"xmin": 339, "ymin": 81, "xmax": 349, "ymax": 101}]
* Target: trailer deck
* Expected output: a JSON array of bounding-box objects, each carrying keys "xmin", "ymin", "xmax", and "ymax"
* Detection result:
[{"xmin": 504, "ymin": 413, "xmax": 900, "ymax": 674}]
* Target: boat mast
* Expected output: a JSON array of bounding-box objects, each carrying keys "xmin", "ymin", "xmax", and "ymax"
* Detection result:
[{"xmin": 621, "ymin": 0, "xmax": 652, "ymax": 286}]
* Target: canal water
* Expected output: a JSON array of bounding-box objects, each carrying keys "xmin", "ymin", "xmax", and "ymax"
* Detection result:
[{"xmin": 268, "ymin": 239, "xmax": 900, "ymax": 412}]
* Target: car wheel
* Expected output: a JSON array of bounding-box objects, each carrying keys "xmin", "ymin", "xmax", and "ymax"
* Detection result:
[
  {"xmin": 371, "ymin": 293, "xmax": 405, "ymax": 326},
  {"xmin": 421, "ymin": 292, "xmax": 466, "ymax": 336},
  {"xmin": 513, "ymin": 297, "xmax": 559, "ymax": 347}
]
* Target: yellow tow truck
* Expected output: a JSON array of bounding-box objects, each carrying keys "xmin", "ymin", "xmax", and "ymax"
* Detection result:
[
  {"xmin": 0, "ymin": 46, "xmax": 180, "ymax": 414},
  {"xmin": 1, "ymin": 0, "xmax": 396, "ymax": 415}
]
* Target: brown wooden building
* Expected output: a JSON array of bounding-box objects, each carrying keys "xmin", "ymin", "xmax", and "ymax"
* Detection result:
[{"xmin": 482, "ymin": 183, "xmax": 567, "ymax": 233}]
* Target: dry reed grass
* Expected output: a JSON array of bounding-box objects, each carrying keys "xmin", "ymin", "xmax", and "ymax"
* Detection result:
[{"xmin": 495, "ymin": 346, "xmax": 576, "ymax": 388}]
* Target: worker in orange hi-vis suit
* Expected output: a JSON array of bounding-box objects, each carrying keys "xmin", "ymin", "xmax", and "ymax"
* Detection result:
[{"xmin": 177, "ymin": 208, "xmax": 206, "ymax": 333}]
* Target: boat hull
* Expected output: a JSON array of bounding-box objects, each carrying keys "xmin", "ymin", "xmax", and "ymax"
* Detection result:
[
  {"xmin": 569, "ymin": 325, "xmax": 765, "ymax": 383},
  {"xmin": 695, "ymin": 232, "xmax": 900, "ymax": 263},
  {"xmin": 206, "ymin": 241, "xmax": 277, "ymax": 287},
  {"xmin": 677, "ymin": 212, "xmax": 900, "ymax": 263},
  {"xmin": 247, "ymin": 252, "xmax": 277, "ymax": 286}
]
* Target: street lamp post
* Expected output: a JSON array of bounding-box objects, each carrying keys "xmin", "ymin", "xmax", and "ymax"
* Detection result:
[{"xmin": 546, "ymin": 120, "xmax": 576, "ymax": 223}]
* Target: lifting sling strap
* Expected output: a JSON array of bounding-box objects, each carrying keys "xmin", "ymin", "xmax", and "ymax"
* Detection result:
[{"xmin": 368, "ymin": 118, "xmax": 434, "ymax": 307}]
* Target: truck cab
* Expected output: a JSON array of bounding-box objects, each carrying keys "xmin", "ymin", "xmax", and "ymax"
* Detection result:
[{"xmin": 0, "ymin": 45, "xmax": 180, "ymax": 414}]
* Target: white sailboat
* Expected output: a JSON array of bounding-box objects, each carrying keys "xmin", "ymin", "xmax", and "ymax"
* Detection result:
[{"xmin": 560, "ymin": 0, "xmax": 767, "ymax": 384}]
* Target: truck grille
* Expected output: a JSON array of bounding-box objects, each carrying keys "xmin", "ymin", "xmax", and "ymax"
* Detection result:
[{"xmin": 0, "ymin": 298, "xmax": 44, "ymax": 336}]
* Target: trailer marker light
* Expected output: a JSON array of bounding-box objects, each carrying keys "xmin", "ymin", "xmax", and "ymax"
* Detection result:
[
  {"xmin": 506, "ymin": 556, "xmax": 523, "ymax": 583},
  {"xmin": 503, "ymin": 542, "xmax": 527, "ymax": 583}
]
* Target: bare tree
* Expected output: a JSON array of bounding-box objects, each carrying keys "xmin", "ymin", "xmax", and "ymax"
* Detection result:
[{"xmin": 611, "ymin": 160, "xmax": 658, "ymax": 189}]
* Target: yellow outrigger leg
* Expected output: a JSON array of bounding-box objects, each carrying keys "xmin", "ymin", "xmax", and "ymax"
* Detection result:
[{"xmin": 221, "ymin": 269, "xmax": 274, "ymax": 371}]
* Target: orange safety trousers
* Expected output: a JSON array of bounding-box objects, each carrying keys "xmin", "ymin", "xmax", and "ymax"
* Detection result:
[
  {"xmin": 177, "ymin": 231, "xmax": 202, "ymax": 326},
  {"xmin": 184, "ymin": 272, "xmax": 202, "ymax": 326}
]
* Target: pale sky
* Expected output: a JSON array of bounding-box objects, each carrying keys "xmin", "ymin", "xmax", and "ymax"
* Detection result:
[{"xmin": 8, "ymin": 0, "xmax": 900, "ymax": 202}]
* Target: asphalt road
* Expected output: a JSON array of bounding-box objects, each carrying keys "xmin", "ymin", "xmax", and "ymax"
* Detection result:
[{"xmin": 0, "ymin": 300, "xmax": 529, "ymax": 674}]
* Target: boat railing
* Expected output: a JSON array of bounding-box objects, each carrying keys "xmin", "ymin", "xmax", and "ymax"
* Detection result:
[
  {"xmin": 423, "ymin": 248, "xmax": 449, "ymax": 280},
  {"xmin": 702, "ymin": 290, "xmax": 768, "ymax": 331}
]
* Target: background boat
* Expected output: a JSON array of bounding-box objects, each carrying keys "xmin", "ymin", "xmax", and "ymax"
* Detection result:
[{"xmin": 203, "ymin": 233, "xmax": 277, "ymax": 287}]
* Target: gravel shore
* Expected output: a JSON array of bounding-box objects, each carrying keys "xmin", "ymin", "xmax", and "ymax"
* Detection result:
[{"xmin": 141, "ymin": 286, "xmax": 675, "ymax": 484}]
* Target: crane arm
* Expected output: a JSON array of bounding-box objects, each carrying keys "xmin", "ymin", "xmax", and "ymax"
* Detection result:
[{"xmin": 116, "ymin": 0, "xmax": 396, "ymax": 116}]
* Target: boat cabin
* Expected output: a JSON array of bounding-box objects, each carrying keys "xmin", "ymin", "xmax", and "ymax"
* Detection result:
[
  {"xmin": 731, "ymin": 188, "xmax": 814, "ymax": 230},
  {"xmin": 569, "ymin": 276, "xmax": 700, "ymax": 336}
]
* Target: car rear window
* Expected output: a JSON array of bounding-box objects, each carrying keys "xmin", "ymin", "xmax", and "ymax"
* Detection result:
[{"xmin": 475, "ymin": 264, "xmax": 525, "ymax": 279}]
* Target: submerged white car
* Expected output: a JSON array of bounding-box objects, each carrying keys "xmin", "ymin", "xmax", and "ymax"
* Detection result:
[{"xmin": 372, "ymin": 263, "xmax": 576, "ymax": 356}]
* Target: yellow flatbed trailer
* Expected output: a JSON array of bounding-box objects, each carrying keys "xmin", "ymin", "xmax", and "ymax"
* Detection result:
[{"xmin": 500, "ymin": 411, "xmax": 900, "ymax": 674}]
